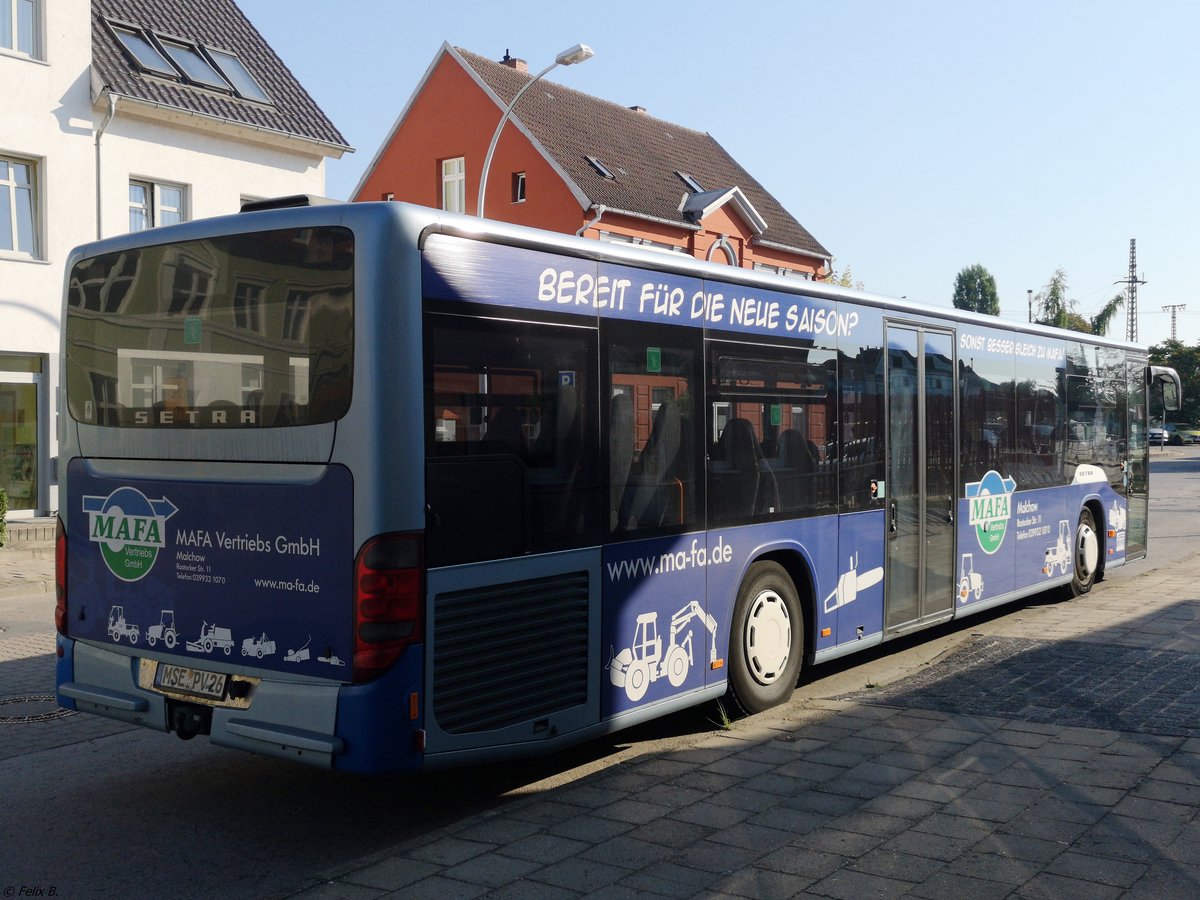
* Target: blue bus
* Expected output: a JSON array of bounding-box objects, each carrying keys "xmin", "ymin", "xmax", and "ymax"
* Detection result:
[{"xmin": 55, "ymin": 199, "xmax": 1182, "ymax": 772}]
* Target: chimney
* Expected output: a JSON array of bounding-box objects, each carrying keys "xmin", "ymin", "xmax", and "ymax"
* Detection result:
[
  {"xmin": 629, "ymin": 105, "xmax": 648, "ymax": 114},
  {"xmin": 500, "ymin": 49, "xmax": 528, "ymax": 73}
]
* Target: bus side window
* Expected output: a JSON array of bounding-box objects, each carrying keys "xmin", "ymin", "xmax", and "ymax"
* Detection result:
[
  {"xmin": 606, "ymin": 323, "xmax": 703, "ymax": 538},
  {"xmin": 425, "ymin": 314, "xmax": 599, "ymax": 566}
]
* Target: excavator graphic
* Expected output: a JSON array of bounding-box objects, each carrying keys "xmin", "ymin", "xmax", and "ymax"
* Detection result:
[{"xmin": 608, "ymin": 600, "xmax": 721, "ymax": 703}]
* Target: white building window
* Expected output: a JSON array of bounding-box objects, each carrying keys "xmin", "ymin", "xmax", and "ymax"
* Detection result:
[
  {"xmin": 441, "ymin": 157, "xmax": 465, "ymax": 213},
  {"xmin": 1, "ymin": 0, "xmax": 39, "ymax": 58},
  {"xmin": 0, "ymin": 154, "xmax": 38, "ymax": 258},
  {"xmin": 129, "ymin": 179, "xmax": 187, "ymax": 232}
]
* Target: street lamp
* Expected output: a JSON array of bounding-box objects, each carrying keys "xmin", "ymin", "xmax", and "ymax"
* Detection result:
[{"xmin": 476, "ymin": 43, "xmax": 594, "ymax": 218}]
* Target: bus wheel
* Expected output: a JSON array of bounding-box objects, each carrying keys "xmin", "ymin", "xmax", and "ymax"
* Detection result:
[
  {"xmin": 727, "ymin": 561, "xmax": 804, "ymax": 716},
  {"xmin": 1071, "ymin": 508, "xmax": 1100, "ymax": 597}
]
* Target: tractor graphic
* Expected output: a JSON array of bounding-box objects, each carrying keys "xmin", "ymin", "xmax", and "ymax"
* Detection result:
[
  {"xmin": 608, "ymin": 600, "xmax": 720, "ymax": 703},
  {"xmin": 1043, "ymin": 520, "xmax": 1072, "ymax": 577},
  {"xmin": 958, "ymin": 554, "xmax": 984, "ymax": 603},
  {"xmin": 107, "ymin": 606, "xmax": 139, "ymax": 645},
  {"xmin": 145, "ymin": 610, "xmax": 178, "ymax": 649},
  {"xmin": 186, "ymin": 621, "xmax": 234, "ymax": 655},
  {"xmin": 241, "ymin": 632, "xmax": 276, "ymax": 658}
]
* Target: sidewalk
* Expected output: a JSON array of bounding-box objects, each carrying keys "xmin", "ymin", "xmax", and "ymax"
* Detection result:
[
  {"xmin": 0, "ymin": 517, "xmax": 55, "ymax": 598},
  {"xmin": 284, "ymin": 560, "xmax": 1200, "ymax": 898}
]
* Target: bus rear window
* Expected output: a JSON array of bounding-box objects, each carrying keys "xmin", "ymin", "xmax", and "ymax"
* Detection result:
[{"xmin": 65, "ymin": 226, "xmax": 353, "ymax": 428}]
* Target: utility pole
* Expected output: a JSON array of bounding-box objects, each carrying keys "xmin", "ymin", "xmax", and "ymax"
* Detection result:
[
  {"xmin": 1027, "ymin": 289, "xmax": 1033, "ymax": 323},
  {"xmin": 1115, "ymin": 238, "xmax": 1146, "ymax": 342},
  {"xmin": 1163, "ymin": 304, "xmax": 1187, "ymax": 341}
]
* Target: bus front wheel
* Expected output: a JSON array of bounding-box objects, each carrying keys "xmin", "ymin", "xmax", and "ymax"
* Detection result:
[
  {"xmin": 1070, "ymin": 508, "xmax": 1100, "ymax": 597},
  {"xmin": 727, "ymin": 561, "xmax": 804, "ymax": 716}
]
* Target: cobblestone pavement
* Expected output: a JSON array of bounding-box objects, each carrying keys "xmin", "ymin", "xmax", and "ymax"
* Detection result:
[
  {"xmin": 3, "ymin": 521, "xmax": 1199, "ymax": 898},
  {"xmin": 279, "ymin": 555, "xmax": 1200, "ymax": 899}
]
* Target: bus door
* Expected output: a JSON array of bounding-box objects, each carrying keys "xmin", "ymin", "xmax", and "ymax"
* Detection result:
[{"xmin": 885, "ymin": 325, "xmax": 957, "ymax": 631}]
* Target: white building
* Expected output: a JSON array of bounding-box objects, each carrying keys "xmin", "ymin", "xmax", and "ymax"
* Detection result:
[{"xmin": 0, "ymin": 0, "xmax": 350, "ymax": 516}]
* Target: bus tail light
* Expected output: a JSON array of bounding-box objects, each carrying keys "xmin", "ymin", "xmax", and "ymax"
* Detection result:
[
  {"xmin": 353, "ymin": 532, "xmax": 423, "ymax": 683},
  {"xmin": 55, "ymin": 516, "xmax": 68, "ymax": 637}
]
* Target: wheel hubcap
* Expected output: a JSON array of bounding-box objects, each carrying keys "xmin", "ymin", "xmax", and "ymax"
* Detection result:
[
  {"xmin": 744, "ymin": 590, "xmax": 792, "ymax": 684},
  {"xmin": 1077, "ymin": 522, "xmax": 1099, "ymax": 578}
]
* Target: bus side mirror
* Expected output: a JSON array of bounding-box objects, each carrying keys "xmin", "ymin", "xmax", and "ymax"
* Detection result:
[
  {"xmin": 1162, "ymin": 381, "xmax": 1180, "ymax": 413},
  {"xmin": 1148, "ymin": 366, "xmax": 1182, "ymax": 413}
]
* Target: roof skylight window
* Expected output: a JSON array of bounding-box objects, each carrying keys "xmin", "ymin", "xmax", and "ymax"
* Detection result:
[
  {"xmin": 676, "ymin": 171, "xmax": 704, "ymax": 192},
  {"xmin": 586, "ymin": 155, "xmax": 615, "ymax": 180},
  {"xmin": 111, "ymin": 24, "xmax": 175, "ymax": 76},
  {"xmin": 104, "ymin": 19, "xmax": 273, "ymax": 105},
  {"xmin": 208, "ymin": 48, "xmax": 271, "ymax": 103},
  {"xmin": 160, "ymin": 37, "xmax": 228, "ymax": 90}
]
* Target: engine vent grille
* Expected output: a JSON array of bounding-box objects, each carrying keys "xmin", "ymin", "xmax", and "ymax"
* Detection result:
[{"xmin": 432, "ymin": 571, "xmax": 589, "ymax": 734}]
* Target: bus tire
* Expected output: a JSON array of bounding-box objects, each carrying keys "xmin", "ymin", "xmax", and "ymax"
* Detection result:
[
  {"xmin": 727, "ymin": 561, "xmax": 804, "ymax": 716},
  {"xmin": 1070, "ymin": 507, "xmax": 1100, "ymax": 597}
]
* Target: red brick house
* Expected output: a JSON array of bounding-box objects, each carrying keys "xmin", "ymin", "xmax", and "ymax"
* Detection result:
[{"xmin": 353, "ymin": 43, "xmax": 830, "ymax": 278}]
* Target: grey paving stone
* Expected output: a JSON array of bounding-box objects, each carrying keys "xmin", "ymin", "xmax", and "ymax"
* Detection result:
[
  {"xmin": 407, "ymin": 836, "xmax": 495, "ymax": 867},
  {"xmin": 849, "ymin": 846, "xmax": 945, "ymax": 883},
  {"xmin": 525, "ymin": 856, "xmax": 630, "ymax": 893},
  {"xmin": 1043, "ymin": 850, "xmax": 1146, "ymax": 888},
  {"xmin": 807, "ymin": 866, "xmax": 917, "ymax": 899},
  {"xmin": 580, "ymin": 833, "xmax": 674, "ymax": 870},
  {"xmin": 547, "ymin": 812, "xmax": 635, "ymax": 844},
  {"xmin": 338, "ymin": 856, "xmax": 442, "ymax": 891},
  {"xmin": 756, "ymin": 844, "xmax": 847, "ymax": 880},
  {"xmin": 906, "ymin": 871, "xmax": 1017, "ymax": 900},
  {"xmin": 441, "ymin": 852, "xmax": 543, "ymax": 888},
  {"xmin": 500, "ymin": 832, "xmax": 589, "ymax": 865}
]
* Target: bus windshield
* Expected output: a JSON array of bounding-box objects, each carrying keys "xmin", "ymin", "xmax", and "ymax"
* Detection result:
[{"xmin": 64, "ymin": 226, "xmax": 354, "ymax": 428}]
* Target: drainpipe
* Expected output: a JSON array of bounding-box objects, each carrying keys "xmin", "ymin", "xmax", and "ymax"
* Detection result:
[
  {"xmin": 95, "ymin": 91, "xmax": 118, "ymax": 240},
  {"xmin": 576, "ymin": 203, "xmax": 606, "ymax": 237}
]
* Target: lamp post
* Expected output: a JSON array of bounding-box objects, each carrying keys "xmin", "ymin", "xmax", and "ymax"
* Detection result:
[{"xmin": 476, "ymin": 43, "xmax": 594, "ymax": 218}]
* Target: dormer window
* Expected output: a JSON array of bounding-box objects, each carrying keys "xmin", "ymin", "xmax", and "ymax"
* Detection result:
[
  {"xmin": 585, "ymin": 156, "xmax": 615, "ymax": 180},
  {"xmin": 105, "ymin": 18, "xmax": 273, "ymax": 104}
]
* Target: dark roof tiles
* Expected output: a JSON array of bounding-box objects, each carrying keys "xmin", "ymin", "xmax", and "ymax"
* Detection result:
[
  {"xmin": 456, "ymin": 47, "xmax": 828, "ymax": 259},
  {"xmin": 92, "ymin": 0, "xmax": 349, "ymax": 151}
]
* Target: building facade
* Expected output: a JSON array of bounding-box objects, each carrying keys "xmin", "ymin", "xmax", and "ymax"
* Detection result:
[
  {"xmin": 354, "ymin": 44, "xmax": 830, "ymax": 278},
  {"xmin": 0, "ymin": 0, "xmax": 349, "ymax": 516}
]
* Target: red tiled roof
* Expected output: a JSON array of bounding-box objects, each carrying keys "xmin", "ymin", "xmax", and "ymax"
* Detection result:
[{"xmin": 456, "ymin": 47, "xmax": 828, "ymax": 260}]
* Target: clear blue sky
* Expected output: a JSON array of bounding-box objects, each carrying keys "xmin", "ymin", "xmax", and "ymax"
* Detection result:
[{"xmin": 240, "ymin": 0, "xmax": 1199, "ymax": 349}]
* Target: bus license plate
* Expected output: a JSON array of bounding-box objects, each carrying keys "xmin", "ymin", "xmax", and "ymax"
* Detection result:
[{"xmin": 155, "ymin": 663, "xmax": 227, "ymax": 700}]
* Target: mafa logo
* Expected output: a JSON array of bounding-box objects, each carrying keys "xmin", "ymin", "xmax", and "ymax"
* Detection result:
[
  {"xmin": 964, "ymin": 470, "xmax": 1017, "ymax": 555},
  {"xmin": 83, "ymin": 487, "xmax": 178, "ymax": 582}
]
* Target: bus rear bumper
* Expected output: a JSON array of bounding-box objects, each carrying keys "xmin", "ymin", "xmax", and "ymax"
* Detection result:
[{"xmin": 54, "ymin": 637, "xmax": 426, "ymax": 774}]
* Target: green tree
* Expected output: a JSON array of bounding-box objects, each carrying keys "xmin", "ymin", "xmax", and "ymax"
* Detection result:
[
  {"xmin": 1035, "ymin": 268, "xmax": 1075, "ymax": 330},
  {"xmin": 1149, "ymin": 339, "xmax": 1200, "ymax": 424},
  {"xmin": 1033, "ymin": 269, "xmax": 1126, "ymax": 336},
  {"xmin": 1089, "ymin": 291, "xmax": 1126, "ymax": 337},
  {"xmin": 952, "ymin": 264, "xmax": 1000, "ymax": 315},
  {"xmin": 822, "ymin": 258, "xmax": 863, "ymax": 290}
]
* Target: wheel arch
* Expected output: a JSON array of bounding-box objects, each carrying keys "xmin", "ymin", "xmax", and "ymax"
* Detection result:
[{"xmin": 1083, "ymin": 496, "xmax": 1107, "ymax": 581}]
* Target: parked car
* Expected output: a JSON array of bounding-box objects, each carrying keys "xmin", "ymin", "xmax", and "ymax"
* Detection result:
[{"xmin": 1149, "ymin": 422, "xmax": 1200, "ymax": 445}]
